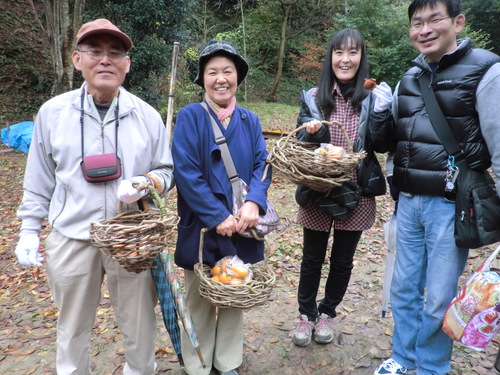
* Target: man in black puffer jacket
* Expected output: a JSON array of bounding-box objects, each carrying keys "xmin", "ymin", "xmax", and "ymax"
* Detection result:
[{"xmin": 373, "ymin": 1, "xmax": 500, "ymax": 375}]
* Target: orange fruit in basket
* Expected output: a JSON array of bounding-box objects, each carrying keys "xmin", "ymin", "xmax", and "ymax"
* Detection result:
[
  {"xmin": 219, "ymin": 272, "xmax": 232, "ymax": 284},
  {"xmin": 229, "ymin": 265, "xmax": 249, "ymax": 279},
  {"xmin": 211, "ymin": 264, "xmax": 221, "ymax": 276},
  {"xmin": 211, "ymin": 275, "xmax": 220, "ymax": 283},
  {"xmin": 327, "ymin": 146, "xmax": 344, "ymax": 160},
  {"xmin": 220, "ymin": 258, "xmax": 231, "ymax": 272}
]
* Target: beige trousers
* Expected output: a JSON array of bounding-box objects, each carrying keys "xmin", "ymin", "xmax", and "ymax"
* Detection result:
[
  {"xmin": 181, "ymin": 270, "xmax": 243, "ymax": 375},
  {"xmin": 45, "ymin": 231, "xmax": 158, "ymax": 375}
]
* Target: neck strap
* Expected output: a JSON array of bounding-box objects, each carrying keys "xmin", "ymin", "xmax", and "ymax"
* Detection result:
[{"xmin": 80, "ymin": 90, "xmax": 119, "ymax": 160}]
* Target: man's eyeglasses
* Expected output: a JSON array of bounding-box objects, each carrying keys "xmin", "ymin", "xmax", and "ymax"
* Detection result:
[
  {"xmin": 410, "ymin": 16, "xmax": 452, "ymax": 31},
  {"xmin": 78, "ymin": 48, "xmax": 128, "ymax": 62}
]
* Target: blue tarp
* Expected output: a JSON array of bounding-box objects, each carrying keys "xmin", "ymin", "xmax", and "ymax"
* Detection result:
[{"xmin": 1, "ymin": 121, "xmax": 34, "ymax": 153}]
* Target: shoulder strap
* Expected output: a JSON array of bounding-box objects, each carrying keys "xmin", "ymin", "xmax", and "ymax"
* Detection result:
[
  {"xmin": 417, "ymin": 73, "xmax": 464, "ymax": 160},
  {"xmin": 200, "ymin": 101, "xmax": 243, "ymax": 201}
]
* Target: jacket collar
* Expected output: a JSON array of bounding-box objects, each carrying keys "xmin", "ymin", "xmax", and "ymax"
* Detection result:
[
  {"xmin": 412, "ymin": 37, "xmax": 471, "ymax": 74},
  {"xmin": 74, "ymin": 83, "xmax": 135, "ymax": 122}
]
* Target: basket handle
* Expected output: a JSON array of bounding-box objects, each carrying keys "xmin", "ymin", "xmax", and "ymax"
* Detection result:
[
  {"xmin": 116, "ymin": 181, "xmax": 167, "ymax": 217},
  {"xmin": 199, "ymin": 227, "xmax": 211, "ymax": 264},
  {"xmin": 283, "ymin": 121, "xmax": 352, "ymax": 153}
]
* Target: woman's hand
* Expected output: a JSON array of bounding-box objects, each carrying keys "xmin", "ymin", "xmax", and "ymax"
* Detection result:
[
  {"xmin": 372, "ymin": 82, "xmax": 393, "ymax": 112},
  {"xmin": 303, "ymin": 120, "xmax": 323, "ymax": 134},
  {"xmin": 215, "ymin": 215, "xmax": 238, "ymax": 237},
  {"xmin": 235, "ymin": 201, "xmax": 260, "ymax": 234}
]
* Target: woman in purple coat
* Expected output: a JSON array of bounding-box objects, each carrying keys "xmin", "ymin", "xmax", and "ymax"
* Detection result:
[{"xmin": 171, "ymin": 40, "xmax": 271, "ymax": 375}]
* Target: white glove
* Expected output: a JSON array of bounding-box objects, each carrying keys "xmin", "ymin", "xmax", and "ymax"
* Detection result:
[
  {"xmin": 117, "ymin": 176, "xmax": 149, "ymax": 204},
  {"xmin": 15, "ymin": 232, "xmax": 43, "ymax": 267},
  {"xmin": 372, "ymin": 82, "xmax": 393, "ymax": 112}
]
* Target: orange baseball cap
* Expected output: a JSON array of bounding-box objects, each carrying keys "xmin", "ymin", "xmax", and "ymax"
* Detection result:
[{"xmin": 76, "ymin": 18, "xmax": 133, "ymax": 51}]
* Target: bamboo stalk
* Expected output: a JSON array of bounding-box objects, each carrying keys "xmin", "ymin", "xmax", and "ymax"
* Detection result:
[{"xmin": 166, "ymin": 42, "xmax": 180, "ymax": 143}]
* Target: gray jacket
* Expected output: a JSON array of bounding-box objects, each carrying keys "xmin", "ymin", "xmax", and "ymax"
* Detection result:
[{"xmin": 18, "ymin": 83, "xmax": 174, "ymax": 240}]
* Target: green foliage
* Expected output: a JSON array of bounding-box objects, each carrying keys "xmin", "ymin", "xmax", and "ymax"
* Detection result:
[
  {"xmin": 335, "ymin": 0, "xmax": 494, "ymax": 89},
  {"xmin": 83, "ymin": 0, "xmax": 197, "ymax": 106},
  {"xmin": 336, "ymin": 0, "xmax": 413, "ymax": 88},
  {"xmin": 243, "ymin": 101, "xmax": 299, "ymax": 131},
  {"xmin": 463, "ymin": 0, "xmax": 500, "ymax": 53}
]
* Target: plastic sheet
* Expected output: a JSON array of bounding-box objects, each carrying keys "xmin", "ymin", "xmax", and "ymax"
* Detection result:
[{"xmin": 1, "ymin": 121, "xmax": 34, "ymax": 153}]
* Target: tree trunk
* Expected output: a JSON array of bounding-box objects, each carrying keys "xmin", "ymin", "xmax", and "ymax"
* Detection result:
[
  {"xmin": 41, "ymin": 0, "xmax": 85, "ymax": 96},
  {"xmin": 267, "ymin": 2, "xmax": 292, "ymax": 103},
  {"xmin": 239, "ymin": 0, "xmax": 247, "ymax": 102}
]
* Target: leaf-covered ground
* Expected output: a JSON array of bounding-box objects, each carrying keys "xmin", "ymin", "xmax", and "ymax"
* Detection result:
[{"xmin": 1, "ymin": 148, "xmax": 499, "ymax": 375}]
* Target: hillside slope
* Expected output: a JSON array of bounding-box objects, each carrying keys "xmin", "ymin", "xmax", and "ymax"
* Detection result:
[{"xmin": 0, "ymin": 0, "xmax": 52, "ymax": 124}]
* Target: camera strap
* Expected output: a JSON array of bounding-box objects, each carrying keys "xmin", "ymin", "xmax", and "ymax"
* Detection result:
[{"xmin": 80, "ymin": 89, "xmax": 119, "ymax": 161}]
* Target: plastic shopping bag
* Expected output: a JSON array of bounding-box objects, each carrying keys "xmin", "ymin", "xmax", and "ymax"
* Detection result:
[{"xmin": 443, "ymin": 245, "xmax": 500, "ymax": 351}]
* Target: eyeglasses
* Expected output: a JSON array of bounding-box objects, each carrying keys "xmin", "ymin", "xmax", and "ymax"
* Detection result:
[
  {"xmin": 410, "ymin": 16, "xmax": 452, "ymax": 31},
  {"xmin": 78, "ymin": 48, "xmax": 128, "ymax": 62}
]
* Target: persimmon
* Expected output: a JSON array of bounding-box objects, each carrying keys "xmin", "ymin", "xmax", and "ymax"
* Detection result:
[
  {"xmin": 228, "ymin": 264, "xmax": 249, "ymax": 279},
  {"xmin": 211, "ymin": 264, "xmax": 221, "ymax": 276},
  {"xmin": 218, "ymin": 272, "xmax": 232, "ymax": 284},
  {"xmin": 364, "ymin": 78, "xmax": 377, "ymax": 91},
  {"xmin": 211, "ymin": 274, "xmax": 221, "ymax": 283}
]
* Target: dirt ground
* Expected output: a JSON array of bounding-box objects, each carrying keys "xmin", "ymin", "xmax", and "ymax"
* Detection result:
[{"xmin": 1, "ymin": 150, "xmax": 500, "ymax": 375}]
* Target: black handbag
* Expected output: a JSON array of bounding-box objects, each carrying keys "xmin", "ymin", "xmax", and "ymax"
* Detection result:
[
  {"xmin": 314, "ymin": 181, "xmax": 362, "ymax": 221},
  {"xmin": 357, "ymin": 151, "xmax": 386, "ymax": 197},
  {"xmin": 419, "ymin": 74, "xmax": 500, "ymax": 248}
]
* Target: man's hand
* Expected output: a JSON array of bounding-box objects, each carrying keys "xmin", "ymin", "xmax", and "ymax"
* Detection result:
[
  {"xmin": 117, "ymin": 176, "xmax": 149, "ymax": 204},
  {"xmin": 15, "ymin": 232, "xmax": 43, "ymax": 267},
  {"xmin": 372, "ymin": 82, "xmax": 393, "ymax": 112}
]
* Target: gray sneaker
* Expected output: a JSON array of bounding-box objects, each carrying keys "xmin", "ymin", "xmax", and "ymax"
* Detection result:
[
  {"xmin": 314, "ymin": 313, "xmax": 334, "ymax": 344},
  {"xmin": 292, "ymin": 314, "xmax": 315, "ymax": 346}
]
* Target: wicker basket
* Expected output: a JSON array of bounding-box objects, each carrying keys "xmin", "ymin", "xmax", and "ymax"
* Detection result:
[
  {"xmin": 266, "ymin": 121, "xmax": 366, "ymax": 193},
  {"xmin": 194, "ymin": 228, "xmax": 276, "ymax": 309},
  {"xmin": 90, "ymin": 183, "xmax": 178, "ymax": 274}
]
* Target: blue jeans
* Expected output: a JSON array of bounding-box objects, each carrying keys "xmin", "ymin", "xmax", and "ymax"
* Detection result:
[{"xmin": 390, "ymin": 194, "xmax": 468, "ymax": 375}]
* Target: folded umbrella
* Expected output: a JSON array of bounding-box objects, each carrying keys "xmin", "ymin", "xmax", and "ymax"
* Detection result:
[
  {"xmin": 381, "ymin": 213, "xmax": 397, "ymax": 318},
  {"xmin": 151, "ymin": 256, "xmax": 184, "ymax": 367},
  {"xmin": 161, "ymin": 250, "xmax": 206, "ymax": 368}
]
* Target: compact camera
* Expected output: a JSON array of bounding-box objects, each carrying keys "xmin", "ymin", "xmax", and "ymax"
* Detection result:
[{"xmin": 80, "ymin": 153, "xmax": 122, "ymax": 183}]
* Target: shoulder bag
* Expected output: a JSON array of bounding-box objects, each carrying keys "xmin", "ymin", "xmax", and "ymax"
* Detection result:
[
  {"xmin": 418, "ymin": 73, "xmax": 500, "ymax": 248},
  {"xmin": 201, "ymin": 102, "xmax": 280, "ymax": 240},
  {"xmin": 356, "ymin": 99, "xmax": 386, "ymax": 197}
]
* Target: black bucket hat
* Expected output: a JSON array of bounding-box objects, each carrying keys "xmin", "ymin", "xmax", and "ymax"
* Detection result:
[{"xmin": 194, "ymin": 40, "xmax": 249, "ymax": 88}]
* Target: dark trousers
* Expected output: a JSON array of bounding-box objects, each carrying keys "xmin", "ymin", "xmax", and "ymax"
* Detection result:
[{"xmin": 297, "ymin": 227, "xmax": 362, "ymax": 321}]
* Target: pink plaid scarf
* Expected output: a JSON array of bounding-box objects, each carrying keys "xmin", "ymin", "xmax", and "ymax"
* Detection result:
[{"xmin": 206, "ymin": 96, "xmax": 237, "ymax": 125}]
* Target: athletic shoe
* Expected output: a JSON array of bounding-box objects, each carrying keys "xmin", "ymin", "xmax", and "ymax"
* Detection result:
[
  {"xmin": 374, "ymin": 358, "xmax": 413, "ymax": 375},
  {"xmin": 292, "ymin": 314, "xmax": 315, "ymax": 346},
  {"xmin": 314, "ymin": 313, "xmax": 334, "ymax": 344}
]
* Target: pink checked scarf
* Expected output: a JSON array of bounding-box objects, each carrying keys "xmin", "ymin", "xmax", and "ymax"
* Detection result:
[{"xmin": 206, "ymin": 96, "xmax": 237, "ymax": 127}]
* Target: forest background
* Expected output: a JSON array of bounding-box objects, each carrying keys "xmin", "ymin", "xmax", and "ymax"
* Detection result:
[
  {"xmin": 2, "ymin": 1, "xmax": 500, "ymax": 373},
  {"xmin": 1, "ymin": 0, "xmax": 500, "ymax": 125}
]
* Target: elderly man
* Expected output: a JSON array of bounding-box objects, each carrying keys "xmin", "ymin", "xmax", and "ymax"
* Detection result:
[{"xmin": 15, "ymin": 19, "xmax": 173, "ymax": 375}]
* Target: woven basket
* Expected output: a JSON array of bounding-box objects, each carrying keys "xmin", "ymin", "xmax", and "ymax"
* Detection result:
[
  {"xmin": 90, "ymin": 183, "xmax": 178, "ymax": 274},
  {"xmin": 266, "ymin": 121, "xmax": 366, "ymax": 193},
  {"xmin": 194, "ymin": 228, "xmax": 276, "ymax": 309}
]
